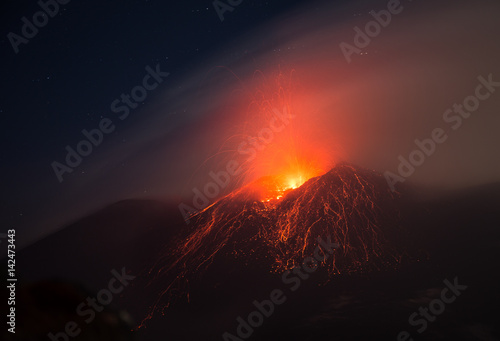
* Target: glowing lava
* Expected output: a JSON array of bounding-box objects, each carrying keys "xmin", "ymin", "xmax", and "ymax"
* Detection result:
[
  {"xmin": 143, "ymin": 71, "xmax": 406, "ymax": 324},
  {"xmin": 246, "ymin": 167, "xmax": 324, "ymax": 203},
  {"xmin": 144, "ymin": 163, "xmax": 407, "ymax": 325}
]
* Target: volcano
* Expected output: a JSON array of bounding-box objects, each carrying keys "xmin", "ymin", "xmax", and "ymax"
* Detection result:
[
  {"xmin": 148, "ymin": 163, "xmax": 413, "ymax": 316},
  {"xmin": 10, "ymin": 163, "xmax": 500, "ymax": 340}
]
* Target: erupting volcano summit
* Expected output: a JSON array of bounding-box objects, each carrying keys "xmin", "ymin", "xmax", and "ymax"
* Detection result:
[{"xmin": 149, "ymin": 163, "xmax": 410, "ymax": 316}]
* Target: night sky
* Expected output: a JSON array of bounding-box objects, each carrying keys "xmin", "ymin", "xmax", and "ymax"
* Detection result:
[
  {"xmin": 1, "ymin": 0, "xmax": 321, "ymax": 247},
  {"xmin": 2, "ymin": 0, "xmax": 500, "ymax": 248}
]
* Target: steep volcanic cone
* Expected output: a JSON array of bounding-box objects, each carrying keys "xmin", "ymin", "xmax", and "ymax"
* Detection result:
[
  {"xmin": 262, "ymin": 163, "xmax": 403, "ymax": 273},
  {"xmin": 147, "ymin": 163, "xmax": 406, "ymax": 317}
]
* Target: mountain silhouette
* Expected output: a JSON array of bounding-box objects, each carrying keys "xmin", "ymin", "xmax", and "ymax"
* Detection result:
[{"xmin": 8, "ymin": 165, "xmax": 500, "ymax": 340}]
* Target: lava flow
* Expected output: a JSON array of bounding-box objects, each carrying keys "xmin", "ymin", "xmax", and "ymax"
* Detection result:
[
  {"xmin": 146, "ymin": 163, "xmax": 405, "ymax": 320},
  {"xmin": 145, "ymin": 70, "xmax": 407, "ymax": 320},
  {"xmin": 245, "ymin": 167, "xmax": 323, "ymax": 203}
]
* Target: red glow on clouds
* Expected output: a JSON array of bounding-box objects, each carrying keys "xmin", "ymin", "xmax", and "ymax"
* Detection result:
[{"xmin": 215, "ymin": 69, "xmax": 336, "ymax": 198}]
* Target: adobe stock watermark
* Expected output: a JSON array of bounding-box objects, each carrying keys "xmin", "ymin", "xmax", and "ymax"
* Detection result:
[
  {"xmin": 178, "ymin": 106, "xmax": 295, "ymax": 223},
  {"xmin": 339, "ymin": 0, "xmax": 405, "ymax": 63},
  {"xmin": 385, "ymin": 73, "xmax": 500, "ymax": 192},
  {"xmin": 222, "ymin": 236, "xmax": 339, "ymax": 341},
  {"xmin": 7, "ymin": 0, "xmax": 71, "ymax": 54},
  {"xmin": 397, "ymin": 277, "xmax": 467, "ymax": 340},
  {"xmin": 51, "ymin": 63, "xmax": 169, "ymax": 183},
  {"xmin": 47, "ymin": 267, "xmax": 135, "ymax": 341},
  {"xmin": 213, "ymin": 0, "xmax": 243, "ymax": 22}
]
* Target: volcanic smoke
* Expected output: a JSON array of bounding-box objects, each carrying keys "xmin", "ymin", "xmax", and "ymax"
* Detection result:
[{"xmin": 145, "ymin": 70, "xmax": 408, "ymax": 321}]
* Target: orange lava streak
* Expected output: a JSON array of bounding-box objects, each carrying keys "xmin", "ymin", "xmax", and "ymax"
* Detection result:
[
  {"xmin": 145, "ymin": 70, "xmax": 406, "ymax": 321},
  {"xmin": 148, "ymin": 164, "xmax": 403, "ymax": 319}
]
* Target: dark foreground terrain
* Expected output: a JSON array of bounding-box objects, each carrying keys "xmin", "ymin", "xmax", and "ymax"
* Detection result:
[{"xmin": 4, "ymin": 166, "xmax": 500, "ymax": 341}]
